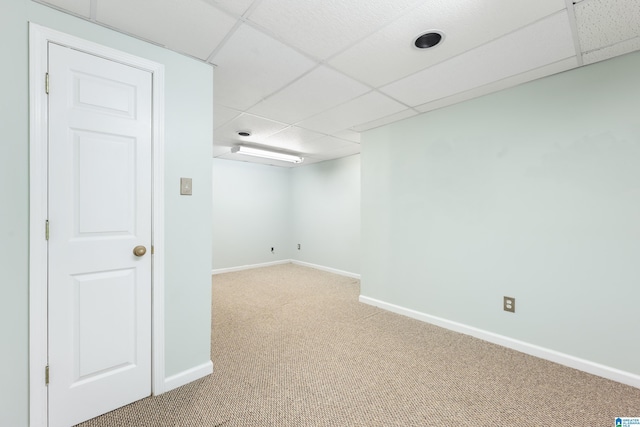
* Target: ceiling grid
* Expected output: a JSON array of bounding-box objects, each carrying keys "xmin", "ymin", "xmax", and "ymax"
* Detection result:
[{"xmin": 34, "ymin": 0, "xmax": 640, "ymax": 167}]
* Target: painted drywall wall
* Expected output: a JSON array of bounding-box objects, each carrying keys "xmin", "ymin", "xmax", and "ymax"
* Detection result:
[
  {"xmin": 362, "ymin": 51, "xmax": 640, "ymax": 376},
  {"xmin": 291, "ymin": 155, "xmax": 361, "ymax": 275},
  {"xmin": 0, "ymin": 0, "xmax": 30, "ymax": 425},
  {"xmin": 0, "ymin": 2, "xmax": 213, "ymax": 424},
  {"xmin": 212, "ymin": 159, "xmax": 292, "ymax": 269},
  {"xmin": 211, "ymin": 155, "xmax": 361, "ymax": 275}
]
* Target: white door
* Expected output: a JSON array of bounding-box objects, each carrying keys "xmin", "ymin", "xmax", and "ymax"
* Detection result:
[{"xmin": 47, "ymin": 42, "xmax": 153, "ymax": 427}]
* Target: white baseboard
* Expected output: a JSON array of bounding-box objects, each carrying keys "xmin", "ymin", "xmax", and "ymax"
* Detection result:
[
  {"xmin": 212, "ymin": 259, "xmax": 361, "ymax": 280},
  {"xmin": 211, "ymin": 259, "xmax": 291, "ymax": 275},
  {"xmin": 359, "ymin": 295, "xmax": 640, "ymax": 389},
  {"xmin": 163, "ymin": 360, "xmax": 213, "ymax": 393},
  {"xmin": 291, "ymin": 260, "xmax": 361, "ymax": 279}
]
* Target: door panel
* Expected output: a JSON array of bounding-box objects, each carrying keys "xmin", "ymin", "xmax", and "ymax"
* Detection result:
[
  {"xmin": 75, "ymin": 131, "xmax": 135, "ymax": 235},
  {"xmin": 75, "ymin": 268, "xmax": 137, "ymax": 379},
  {"xmin": 48, "ymin": 42, "xmax": 152, "ymax": 427}
]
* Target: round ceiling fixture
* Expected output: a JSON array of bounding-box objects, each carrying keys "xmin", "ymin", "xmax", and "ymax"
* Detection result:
[
  {"xmin": 413, "ymin": 31, "xmax": 444, "ymax": 49},
  {"xmin": 237, "ymin": 130, "xmax": 251, "ymax": 137}
]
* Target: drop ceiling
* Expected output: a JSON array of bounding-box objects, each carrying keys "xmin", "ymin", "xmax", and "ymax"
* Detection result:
[{"xmin": 36, "ymin": 0, "xmax": 640, "ymax": 167}]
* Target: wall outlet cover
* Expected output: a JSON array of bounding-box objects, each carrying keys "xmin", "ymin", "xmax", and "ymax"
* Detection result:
[{"xmin": 503, "ymin": 296, "xmax": 515, "ymax": 313}]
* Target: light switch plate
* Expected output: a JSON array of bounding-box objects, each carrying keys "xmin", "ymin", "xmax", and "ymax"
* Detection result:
[{"xmin": 180, "ymin": 178, "xmax": 192, "ymax": 195}]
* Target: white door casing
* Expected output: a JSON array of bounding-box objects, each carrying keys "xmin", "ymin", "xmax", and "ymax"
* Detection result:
[
  {"xmin": 48, "ymin": 43, "xmax": 151, "ymax": 427},
  {"xmin": 29, "ymin": 24, "xmax": 166, "ymax": 427}
]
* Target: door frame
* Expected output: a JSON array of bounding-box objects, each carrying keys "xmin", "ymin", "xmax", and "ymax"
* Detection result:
[{"xmin": 28, "ymin": 23, "xmax": 166, "ymax": 426}]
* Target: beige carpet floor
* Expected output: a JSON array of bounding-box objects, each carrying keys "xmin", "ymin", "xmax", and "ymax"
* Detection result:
[{"xmin": 78, "ymin": 263, "xmax": 639, "ymax": 426}]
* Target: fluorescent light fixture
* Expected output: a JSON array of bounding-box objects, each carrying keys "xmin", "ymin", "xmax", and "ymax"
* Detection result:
[{"xmin": 231, "ymin": 146, "xmax": 304, "ymax": 164}]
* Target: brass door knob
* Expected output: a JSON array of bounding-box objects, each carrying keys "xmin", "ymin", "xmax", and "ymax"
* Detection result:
[{"xmin": 133, "ymin": 245, "xmax": 147, "ymax": 257}]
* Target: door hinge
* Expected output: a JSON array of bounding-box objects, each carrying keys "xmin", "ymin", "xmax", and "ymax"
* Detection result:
[
  {"xmin": 45, "ymin": 365, "xmax": 50, "ymax": 385},
  {"xmin": 151, "ymin": 245, "xmax": 155, "ymax": 255},
  {"xmin": 45, "ymin": 220, "xmax": 50, "ymax": 241},
  {"xmin": 45, "ymin": 73, "xmax": 49, "ymax": 95}
]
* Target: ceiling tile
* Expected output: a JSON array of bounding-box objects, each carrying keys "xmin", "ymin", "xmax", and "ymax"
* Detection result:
[
  {"xmin": 259, "ymin": 126, "xmax": 325, "ymax": 153},
  {"xmin": 296, "ymin": 92, "xmax": 407, "ymax": 134},
  {"xmin": 248, "ymin": 65, "xmax": 370, "ymax": 124},
  {"xmin": 202, "ymin": 0, "xmax": 256, "ymax": 17},
  {"xmin": 214, "ymin": 104, "xmax": 242, "ymax": 129},
  {"xmin": 214, "ymin": 113, "xmax": 288, "ymax": 146},
  {"xmin": 307, "ymin": 139, "xmax": 361, "ymax": 160},
  {"xmin": 260, "ymin": 127, "xmax": 364, "ymax": 156},
  {"xmin": 211, "ymin": 24, "xmax": 317, "ymax": 111},
  {"xmin": 380, "ymin": 11, "xmax": 576, "ymax": 107},
  {"xmin": 333, "ymin": 130, "xmax": 361, "ymax": 144},
  {"xmin": 582, "ymin": 36, "xmax": 640, "ymax": 64},
  {"xmin": 329, "ymin": 0, "xmax": 567, "ymax": 87},
  {"xmin": 414, "ymin": 57, "xmax": 578, "ymax": 113},
  {"xmin": 352, "ymin": 109, "xmax": 418, "ymax": 132},
  {"xmin": 302, "ymin": 136, "xmax": 362, "ymax": 158},
  {"xmin": 247, "ymin": 0, "xmax": 424, "ymax": 60},
  {"xmin": 96, "ymin": 0, "xmax": 237, "ymax": 59},
  {"xmin": 39, "ymin": 0, "xmax": 91, "ymax": 17},
  {"xmin": 575, "ymin": 0, "xmax": 640, "ymax": 53}
]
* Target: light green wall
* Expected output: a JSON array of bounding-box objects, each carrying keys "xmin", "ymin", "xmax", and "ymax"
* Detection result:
[
  {"xmin": 291, "ymin": 155, "xmax": 361, "ymax": 275},
  {"xmin": 0, "ymin": 2, "xmax": 213, "ymax": 424},
  {"xmin": 213, "ymin": 155, "xmax": 360, "ymax": 274},
  {"xmin": 212, "ymin": 155, "xmax": 361, "ymax": 275},
  {"xmin": 0, "ymin": 1, "xmax": 30, "ymax": 425},
  {"xmin": 212, "ymin": 159, "xmax": 292, "ymax": 268},
  {"xmin": 362, "ymin": 51, "xmax": 640, "ymax": 375}
]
